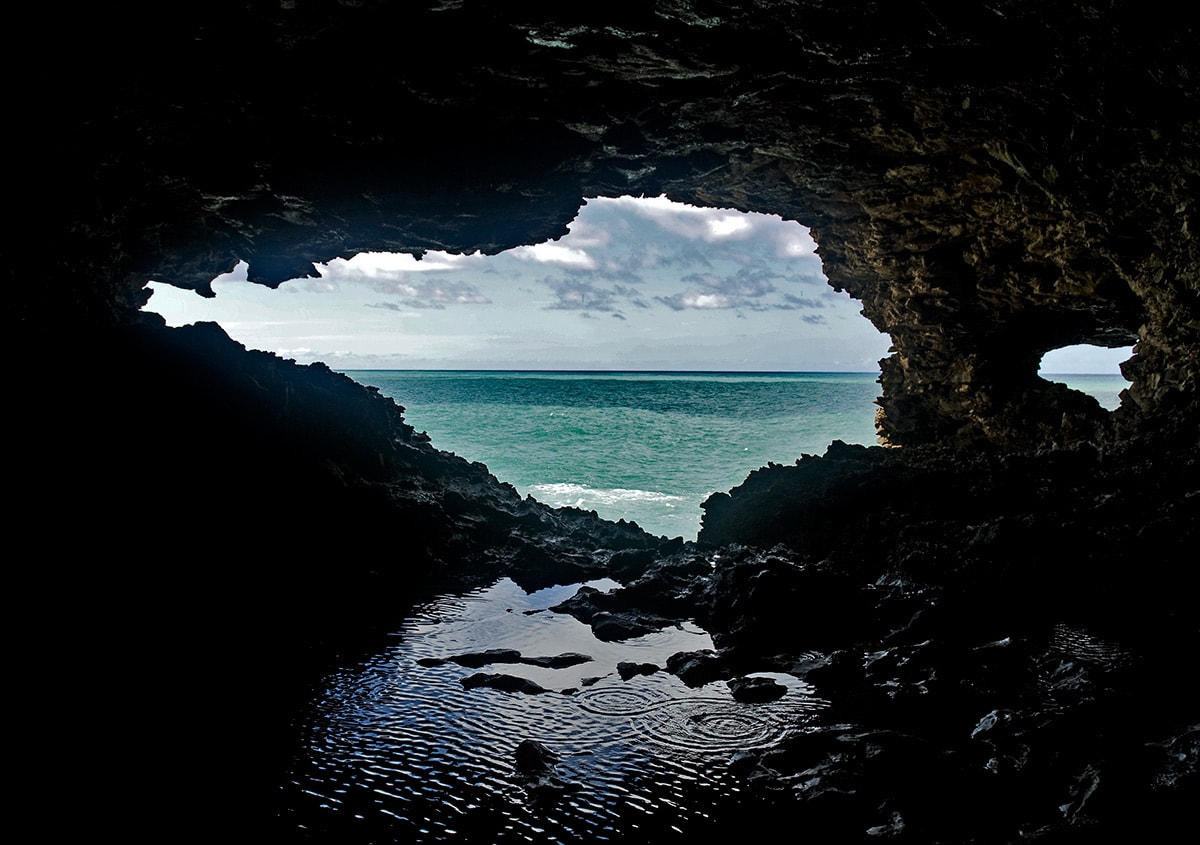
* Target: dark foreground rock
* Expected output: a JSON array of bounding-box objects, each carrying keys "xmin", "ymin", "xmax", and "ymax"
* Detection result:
[
  {"xmin": 10, "ymin": 2, "xmax": 1198, "ymax": 842},
  {"xmin": 544, "ymin": 471, "xmax": 1199, "ymax": 842}
]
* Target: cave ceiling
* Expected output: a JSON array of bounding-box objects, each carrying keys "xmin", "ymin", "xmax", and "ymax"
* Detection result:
[{"xmin": 16, "ymin": 0, "xmax": 1199, "ymax": 449}]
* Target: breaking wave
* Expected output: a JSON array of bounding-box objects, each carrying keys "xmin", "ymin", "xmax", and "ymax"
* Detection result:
[{"xmin": 527, "ymin": 482, "xmax": 687, "ymax": 509}]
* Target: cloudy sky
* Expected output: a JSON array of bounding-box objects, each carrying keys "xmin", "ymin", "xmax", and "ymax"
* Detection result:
[{"xmin": 144, "ymin": 195, "xmax": 1126, "ymax": 373}]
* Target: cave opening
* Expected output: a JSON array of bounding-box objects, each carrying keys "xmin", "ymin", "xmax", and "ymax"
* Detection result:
[
  {"xmin": 145, "ymin": 196, "xmax": 888, "ymax": 372},
  {"xmin": 143, "ymin": 195, "xmax": 893, "ymax": 539},
  {"xmin": 1037, "ymin": 343, "xmax": 1134, "ymax": 411}
]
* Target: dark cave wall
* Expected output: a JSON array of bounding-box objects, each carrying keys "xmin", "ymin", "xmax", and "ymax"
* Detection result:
[
  {"xmin": 14, "ymin": 0, "xmax": 1199, "ymax": 451},
  {"xmin": 10, "ymin": 9, "xmax": 1197, "ymax": 839}
]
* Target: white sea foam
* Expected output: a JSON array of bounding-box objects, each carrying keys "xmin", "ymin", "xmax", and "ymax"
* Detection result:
[
  {"xmin": 347, "ymin": 370, "xmax": 886, "ymax": 540},
  {"xmin": 527, "ymin": 482, "xmax": 687, "ymax": 509}
]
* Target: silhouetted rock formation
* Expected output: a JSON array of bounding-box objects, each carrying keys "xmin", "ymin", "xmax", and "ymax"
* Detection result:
[
  {"xmin": 17, "ymin": 1, "xmax": 1198, "ymax": 450},
  {"xmin": 9, "ymin": 2, "xmax": 1197, "ymax": 843}
]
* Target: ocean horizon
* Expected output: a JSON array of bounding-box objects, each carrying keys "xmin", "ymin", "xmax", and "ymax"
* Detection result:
[{"xmin": 344, "ymin": 369, "xmax": 1126, "ymax": 540}]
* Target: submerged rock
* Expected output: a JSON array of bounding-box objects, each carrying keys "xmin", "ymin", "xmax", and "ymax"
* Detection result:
[
  {"xmin": 514, "ymin": 739, "xmax": 558, "ymax": 776},
  {"xmin": 513, "ymin": 740, "xmax": 581, "ymax": 804}
]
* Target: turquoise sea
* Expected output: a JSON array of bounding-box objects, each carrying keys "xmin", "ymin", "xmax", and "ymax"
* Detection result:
[{"xmin": 344, "ymin": 370, "xmax": 1127, "ymax": 541}]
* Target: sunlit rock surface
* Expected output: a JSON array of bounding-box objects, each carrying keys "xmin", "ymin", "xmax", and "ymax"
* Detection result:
[{"xmin": 10, "ymin": 2, "xmax": 1198, "ymax": 842}]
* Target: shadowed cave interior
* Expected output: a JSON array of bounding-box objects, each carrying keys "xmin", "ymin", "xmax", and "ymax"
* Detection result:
[{"xmin": 11, "ymin": 2, "xmax": 1197, "ymax": 842}]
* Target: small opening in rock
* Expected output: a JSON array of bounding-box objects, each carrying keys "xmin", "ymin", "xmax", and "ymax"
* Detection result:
[{"xmin": 1038, "ymin": 343, "xmax": 1134, "ymax": 411}]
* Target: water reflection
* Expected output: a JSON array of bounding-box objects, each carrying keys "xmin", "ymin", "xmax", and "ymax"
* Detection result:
[{"xmin": 282, "ymin": 578, "xmax": 828, "ymax": 842}]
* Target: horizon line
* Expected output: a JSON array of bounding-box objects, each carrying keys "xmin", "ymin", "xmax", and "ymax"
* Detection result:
[
  {"xmin": 336, "ymin": 367, "xmax": 881, "ymax": 375},
  {"xmin": 333, "ymin": 367, "xmax": 1126, "ymax": 377}
]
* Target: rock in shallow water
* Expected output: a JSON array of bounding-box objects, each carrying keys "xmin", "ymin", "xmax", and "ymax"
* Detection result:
[
  {"xmin": 514, "ymin": 739, "xmax": 559, "ymax": 776},
  {"xmin": 460, "ymin": 673, "xmax": 549, "ymax": 695},
  {"xmin": 421, "ymin": 649, "xmax": 593, "ymax": 669},
  {"xmin": 727, "ymin": 676, "xmax": 787, "ymax": 703},
  {"xmin": 617, "ymin": 661, "xmax": 659, "ymax": 680},
  {"xmin": 513, "ymin": 739, "xmax": 580, "ymax": 804},
  {"xmin": 666, "ymin": 649, "xmax": 730, "ymax": 687}
]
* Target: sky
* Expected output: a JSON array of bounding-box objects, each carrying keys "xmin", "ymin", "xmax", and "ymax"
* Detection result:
[{"xmin": 144, "ymin": 195, "xmax": 1128, "ymax": 374}]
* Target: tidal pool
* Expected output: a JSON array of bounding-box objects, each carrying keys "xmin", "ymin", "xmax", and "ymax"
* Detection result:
[{"xmin": 280, "ymin": 577, "xmax": 829, "ymax": 842}]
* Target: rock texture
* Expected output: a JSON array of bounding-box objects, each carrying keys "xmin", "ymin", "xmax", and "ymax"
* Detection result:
[
  {"xmin": 8, "ymin": 2, "xmax": 1198, "ymax": 843},
  {"xmin": 549, "ymin": 521, "xmax": 1198, "ymax": 842},
  {"xmin": 16, "ymin": 1, "xmax": 1199, "ymax": 449}
]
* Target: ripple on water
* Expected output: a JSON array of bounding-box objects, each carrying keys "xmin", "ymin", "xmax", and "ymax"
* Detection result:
[{"xmin": 284, "ymin": 577, "xmax": 830, "ymax": 842}]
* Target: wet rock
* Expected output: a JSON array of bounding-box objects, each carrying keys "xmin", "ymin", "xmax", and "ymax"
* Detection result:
[
  {"xmin": 513, "ymin": 739, "xmax": 579, "ymax": 803},
  {"xmin": 422, "ymin": 649, "xmax": 592, "ymax": 669},
  {"xmin": 514, "ymin": 739, "xmax": 559, "ymax": 777},
  {"xmin": 727, "ymin": 676, "xmax": 787, "ymax": 703},
  {"xmin": 606, "ymin": 548, "xmax": 659, "ymax": 581},
  {"xmin": 727, "ymin": 750, "xmax": 761, "ymax": 778},
  {"xmin": 550, "ymin": 585, "xmax": 605, "ymax": 616},
  {"xmin": 865, "ymin": 811, "xmax": 906, "ymax": 839},
  {"xmin": 696, "ymin": 546, "xmax": 870, "ymax": 653},
  {"xmin": 449, "ymin": 648, "xmax": 524, "ymax": 668},
  {"xmin": 700, "ymin": 444, "xmax": 1199, "ymax": 633},
  {"xmin": 666, "ymin": 650, "xmax": 730, "ymax": 687},
  {"xmin": 591, "ymin": 611, "xmax": 669, "ymax": 642},
  {"xmin": 617, "ymin": 662, "xmax": 659, "ymax": 681},
  {"xmin": 551, "ymin": 587, "xmax": 679, "ymax": 641},
  {"xmin": 460, "ymin": 673, "xmax": 548, "ymax": 695},
  {"xmin": 609, "ymin": 551, "xmax": 714, "ymax": 617},
  {"xmin": 523, "ymin": 652, "xmax": 593, "ymax": 669}
]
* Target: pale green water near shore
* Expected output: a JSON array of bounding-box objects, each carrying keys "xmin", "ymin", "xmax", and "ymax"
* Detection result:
[{"xmin": 345, "ymin": 370, "xmax": 1125, "ymax": 540}]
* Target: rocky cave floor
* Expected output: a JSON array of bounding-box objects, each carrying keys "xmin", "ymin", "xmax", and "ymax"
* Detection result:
[
  {"xmin": 179, "ymin": 318, "xmax": 1193, "ymax": 845},
  {"xmin": 462, "ymin": 440, "xmax": 1199, "ymax": 844},
  {"xmin": 15, "ymin": 318, "xmax": 1196, "ymax": 844}
]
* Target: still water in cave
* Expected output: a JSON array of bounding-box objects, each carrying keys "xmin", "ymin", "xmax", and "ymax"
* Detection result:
[{"xmin": 279, "ymin": 577, "xmax": 828, "ymax": 842}]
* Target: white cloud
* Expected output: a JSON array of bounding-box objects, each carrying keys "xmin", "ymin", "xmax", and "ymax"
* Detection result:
[
  {"xmin": 560, "ymin": 215, "xmax": 613, "ymax": 249},
  {"xmin": 707, "ymin": 214, "xmax": 751, "ymax": 238},
  {"xmin": 659, "ymin": 291, "xmax": 736, "ymax": 310},
  {"xmin": 776, "ymin": 232, "xmax": 817, "ymax": 258},
  {"xmin": 687, "ymin": 293, "xmax": 733, "ymax": 308},
  {"xmin": 606, "ymin": 194, "xmax": 763, "ymax": 243},
  {"xmin": 321, "ymin": 250, "xmax": 482, "ymax": 279},
  {"xmin": 140, "ymin": 195, "xmax": 905, "ymax": 372},
  {"xmin": 510, "ymin": 242, "xmax": 597, "ymax": 268},
  {"xmin": 367, "ymin": 278, "xmax": 491, "ymax": 307}
]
